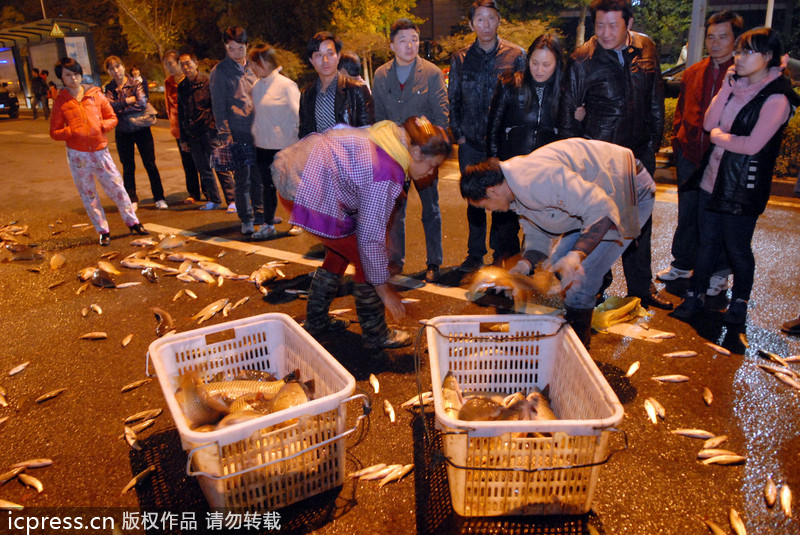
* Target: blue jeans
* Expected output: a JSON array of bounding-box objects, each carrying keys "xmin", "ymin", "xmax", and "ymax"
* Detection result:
[
  {"xmin": 230, "ymin": 131, "xmax": 263, "ymax": 224},
  {"xmin": 459, "ymin": 142, "xmax": 520, "ymax": 260},
  {"xmin": 553, "ymin": 168, "xmax": 656, "ymax": 309},
  {"xmin": 690, "ymin": 190, "xmax": 757, "ymax": 301},
  {"xmin": 387, "ymin": 175, "xmax": 443, "ymax": 268}
]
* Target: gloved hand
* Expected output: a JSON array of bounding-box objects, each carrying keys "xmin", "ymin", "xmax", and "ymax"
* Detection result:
[
  {"xmin": 547, "ymin": 251, "xmax": 585, "ymax": 291},
  {"xmin": 508, "ymin": 259, "xmax": 532, "ymax": 276}
]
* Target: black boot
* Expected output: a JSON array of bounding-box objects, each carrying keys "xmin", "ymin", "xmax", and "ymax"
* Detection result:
[
  {"xmin": 128, "ymin": 223, "xmax": 149, "ymax": 235},
  {"xmin": 304, "ymin": 268, "xmax": 350, "ymax": 336},
  {"xmin": 352, "ymin": 282, "xmax": 412, "ymax": 349},
  {"xmin": 565, "ymin": 306, "xmax": 594, "ymax": 350}
]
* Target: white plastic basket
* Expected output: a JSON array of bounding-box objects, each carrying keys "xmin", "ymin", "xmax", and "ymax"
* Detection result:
[
  {"xmin": 147, "ymin": 312, "xmax": 363, "ymax": 509},
  {"xmin": 426, "ymin": 314, "xmax": 624, "ymax": 516}
]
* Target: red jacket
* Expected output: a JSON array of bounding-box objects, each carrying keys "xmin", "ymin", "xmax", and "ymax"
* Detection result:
[
  {"xmin": 671, "ymin": 56, "xmax": 733, "ymax": 166},
  {"xmin": 50, "ymin": 87, "xmax": 118, "ymax": 152},
  {"xmin": 164, "ymin": 75, "xmax": 181, "ymax": 139}
]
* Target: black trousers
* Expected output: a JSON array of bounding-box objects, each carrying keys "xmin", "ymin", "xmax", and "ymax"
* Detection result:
[{"xmin": 115, "ymin": 127, "xmax": 164, "ymax": 203}]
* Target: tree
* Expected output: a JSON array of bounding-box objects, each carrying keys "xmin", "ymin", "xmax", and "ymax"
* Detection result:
[
  {"xmin": 113, "ymin": 0, "xmax": 190, "ymax": 59},
  {"xmin": 1, "ymin": 6, "xmax": 26, "ymax": 27},
  {"xmin": 436, "ymin": 17, "xmax": 558, "ymax": 63},
  {"xmin": 633, "ymin": 0, "xmax": 692, "ymax": 61}
]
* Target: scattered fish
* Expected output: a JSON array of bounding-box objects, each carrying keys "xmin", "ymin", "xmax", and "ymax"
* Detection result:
[
  {"xmin": 100, "ymin": 251, "xmax": 120, "ymax": 260},
  {"xmin": 191, "ymin": 299, "xmax": 229, "ymax": 324},
  {"xmin": 142, "ymin": 267, "xmax": 159, "ymax": 283},
  {"xmin": 0, "ymin": 467, "xmax": 24, "ymax": 485},
  {"xmin": 0, "ymin": 386, "xmax": 7, "ymax": 408},
  {"xmin": 348, "ymin": 463, "xmax": 387, "ymax": 478},
  {"xmin": 222, "ymin": 301, "xmax": 234, "ymax": 317},
  {"xmin": 781, "ymin": 484, "xmax": 792, "ymax": 518},
  {"xmin": 98, "ymin": 260, "xmax": 121, "ymax": 275},
  {"xmin": 17, "ymin": 473, "xmax": 43, "ymax": 493},
  {"xmin": 703, "ymin": 519, "xmax": 727, "ymax": 535},
  {"xmin": 217, "ymin": 251, "xmax": 226, "ymax": 258},
  {"xmin": 466, "ymin": 266, "xmax": 549, "ymax": 311},
  {"xmin": 648, "ymin": 397, "xmax": 666, "ymax": 419},
  {"xmin": 35, "ymin": 388, "xmax": 66, "ymax": 404},
  {"xmin": 79, "ymin": 332, "xmax": 107, "ymax": 340},
  {"xmin": 121, "ymin": 378, "xmax": 152, "ymax": 393},
  {"xmin": 91, "ymin": 304, "xmax": 102, "ymax": 315},
  {"xmin": 644, "ymin": 398, "xmax": 658, "ymax": 424},
  {"xmin": 378, "ymin": 464, "xmax": 414, "ymax": 488},
  {"xmin": 72, "ymin": 223, "xmax": 90, "ymax": 228},
  {"xmin": 625, "ymin": 361, "xmax": 640, "ymax": 378},
  {"xmin": 765, "ymin": 476, "xmax": 777, "ymax": 507},
  {"xmin": 116, "ymin": 281, "xmax": 142, "ymax": 289},
  {"xmin": 0, "ymin": 498, "xmax": 23, "ymax": 511},
  {"xmin": 249, "ymin": 265, "xmax": 280, "ymax": 286},
  {"xmin": 359, "ymin": 464, "xmax": 403, "ymax": 481},
  {"xmin": 729, "ymin": 508, "xmax": 746, "ymax": 535},
  {"xmin": 50, "ymin": 253, "xmax": 66, "ymax": 270},
  {"xmin": 663, "ymin": 350, "xmax": 697, "ymax": 358},
  {"xmin": 126, "ymin": 418, "xmax": 156, "ymax": 435},
  {"xmin": 188, "ymin": 267, "xmax": 216, "ymax": 284},
  {"xmin": 651, "ymin": 375, "xmax": 689, "ymax": 383},
  {"xmin": 706, "ymin": 342, "xmax": 730, "ymax": 356},
  {"xmin": 121, "ymin": 334, "xmax": 134, "ymax": 348},
  {"xmin": 124, "ymin": 408, "xmax": 162, "ymax": 424},
  {"xmin": 697, "ymin": 449, "xmax": 739, "ymax": 460},
  {"xmin": 9, "ymin": 459, "xmax": 53, "ymax": 469},
  {"xmin": 198, "ymin": 261, "xmax": 247, "ymax": 280},
  {"xmin": 369, "ymin": 374, "xmax": 380, "ymax": 394},
  {"xmin": 384, "ymin": 399, "xmax": 396, "ymax": 423},
  {"xmin": 9, "ymin": 361, "xmax": 30, "ymax": 376},
  {"xmin": 124, "ymin": 425, "xmax": 142, "ymax": 450},
  {"xmin": 129, "ymin": 238, "xmax": 157, "ymax": 247},
  {"xmin": 671, "ymin": 429, "xmax": 716, "ymax": 439},
  {"xmin": 81, "ymin": 307, "xmax": 90, "ymax": 317},
  {"xmin": 173, "ymin": 289, "xmax": 185, "ymax": 302},
  {"xmin": 784, "ymin": 355, "xmax": 800, "ymax": 363},
  {"xmin": 91, "ymin": 269, "xmax": 116, "ymax": 288},
  {"xmin": 152, "ymin": 307, "xmax": 175, "ymax": 337},
  {"xmin": 121, "ymin": 465, "xmax": 155, "ymax": 494},
  {"xmin": 757, "ymin": 349, "xmax": 796, "ymax": 375},
  {"xmin": 167, "ymin": 252, "xmax": 215, "ymax": 263},
  {"xmin": 703, "ymin": 435, "xmax": 728, "ymax": 449},
  {"xmin": 330, "ymin": 308, "xmax": 352, "ymax": 315},
  {"xmin": 217, "ymin": 275, "xmax": 224, "ymax": 287},
  {"xmin": 0, "ymin": 416, "xmax": 8, "ymax": 426},
  {"xmin": 120, "ymin": 257, "xmax": 178, "ymax": 273},
  {"xmin": 157, "ymin": 235, "xmax": 188, "ymax": 249},
  {"xmin": 78, "ymin": 267, "xmax": 98, "ymax": 281},
  {"xmin": 774, "ymin": 373, "xmax": 800, "ymax": 390},
  {"xmin": 442, "ymin": 372, "xmax": 464, "ymax": 419},
  {"xmin": 230, "ymin": 296, "xmax": 249, "ymax": 310},
  {"xmin": 401, "ymin": 298, "xmax": 420, "ymax": 304},
  {"xmin": 75, "ymin": 282, "xmax": 90, "ymax": 296},
  {"xmin": 185, "ymin": 289, "xmax": 197, "ymax": 299},
  {"xmin": 48, "ymin": 280, "xmax": 68, "ymax": 290},
  {"xmin": 701, "ymin": 455, "xmax": 745, "ymax": 465},
  {"xmin": 400, "ymin": 391, "xmax": 433, "ymax": 409}
]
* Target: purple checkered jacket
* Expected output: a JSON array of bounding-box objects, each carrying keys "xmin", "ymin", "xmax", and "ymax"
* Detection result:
[{"xmin": 290, "ymin": 131, "xmax": 406, "ymax": 285}]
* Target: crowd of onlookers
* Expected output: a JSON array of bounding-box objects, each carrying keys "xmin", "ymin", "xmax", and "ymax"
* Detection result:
[{"xmin": 42, "ymin": 0, "xmax": 799, "ymax": 346}]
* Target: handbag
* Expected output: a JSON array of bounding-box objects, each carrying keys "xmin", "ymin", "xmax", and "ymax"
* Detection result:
[
  {"xmin": 211, "ymin": 141, "xmax": 256, "ymax": 172},
  {"xmin": 128, "ymin": 101, "xmax": 158, "ymax": 128}
]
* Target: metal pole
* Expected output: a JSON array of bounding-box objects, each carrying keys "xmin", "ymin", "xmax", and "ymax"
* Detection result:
[
  {"xmin": 40, "ymin": 0, "xmax": 47, "ymax": 19},
  {"xmin": 686, "ymin": 0, "xmax": 707, "ymax": 67},
  {"xmin": 765, "ymin": 0, "xmax": 774, "ymax": 27}
]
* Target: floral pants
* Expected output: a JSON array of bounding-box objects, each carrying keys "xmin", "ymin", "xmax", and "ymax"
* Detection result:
[{"xmin": 67, "ymin": 148, "xmax": 138, "ymax": 234}]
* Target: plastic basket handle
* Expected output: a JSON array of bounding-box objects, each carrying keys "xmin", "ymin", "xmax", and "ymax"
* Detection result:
[
  {"xmin": 185, "ymin": 393, "xmax": 370, "ymax": 480},
  {"xmin": 145, "ymin": 351, "xmax": 155, "ymax": 378}
]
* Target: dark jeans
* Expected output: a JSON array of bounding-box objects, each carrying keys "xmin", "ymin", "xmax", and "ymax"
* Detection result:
[
  {"xmin": 187, "ymin": 135, "xmax": 223, "ymax": 204},
  {"xmin": 176, "ymin": 139, "xmax": 201, "ymax": 200},
  {"xmin": 255, "ymin": 148, "xmax": 279, "ymax": 224},
  {"xmin": 621, "ymin": 214, "xmax": 655, "ymax": 297},
  {"xmin": 115, "ymin": 127, "xmax": 164, "ymax": 203},
  {"xmin": 387, "ymin": 174, "xmax": 443, "ymax": 268},
  {"xmin": 32, "ymin": 95, "xmax": 49, "ymax": 119},
  {"xmin": 691, "ymin": 190, "xmax": 758, "ymax": 301},
  {"xmin": 229, "ymin": 131, "xmax": 263, "ymax": 224},
  {"xmin": 459, "ymin": 142, "xmax": 520, "ymax": 260}
]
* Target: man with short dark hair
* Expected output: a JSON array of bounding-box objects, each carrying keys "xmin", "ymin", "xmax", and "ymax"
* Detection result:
[
  {"xmin": 656, "ymin": 10, "xmax": 743, "ymax": 298},
  {"xmin": 163, "ymin": 51, "xmax": 201, "ymax": 205},
  {"xmin": 461, "ymin": 139, "xmax": 656, "ymax": 347},
  {"xmin": 31, "ymin": 67, "xmax": 49, "ymax": 120},
  {"xmin": 210, "ymin": 27, "xmax": 264, "ymax": 234},
  {"xmin": 373, "ymin": 18, "xmax": 450, "ymax": 283},
  {"xmin": 299, "ymin": 31, "xmax": 374, "ymax": 138},
  {"xmin": 449, "ymin": 0, "xmax": 526, "ymax": 273},
  {"xmin": 558, "ymin": 0, "xmax": 670, "ymax": 310}
]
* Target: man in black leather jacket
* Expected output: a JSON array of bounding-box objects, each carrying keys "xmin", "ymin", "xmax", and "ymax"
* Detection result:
[
  {"xmin": 299, "ymin": 32, "xmax": 374, "ymax": 139},
  {"xmin": 558, "ymin": 0, "xmax": 671, "ymax": 310},
  {"xmin": 449, "ymin": 0, "xmax": 526, "ymax": 272}
]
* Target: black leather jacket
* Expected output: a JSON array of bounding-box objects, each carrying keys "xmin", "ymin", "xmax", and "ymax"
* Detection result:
[
  {"xmin": 487, "ymin": 71, "xmax": 559, "ymax": 159},
  {"xmin": 299, "ymin": 73, "xmax": 374, "ymax": 138},
  {"xmin": 177, "ymin": 72, "xmax": 216, "ymax": 140},
  {"xmin": 448, "ymin": 38, "xmax": 526, "ymax": 150},
  {"xmin": 559, "ymin": 32, "xmax": 664, "ymax": 173},
  {"xmin": 709, "ymin": 76, "xmax": 799, "ymax": 217}
]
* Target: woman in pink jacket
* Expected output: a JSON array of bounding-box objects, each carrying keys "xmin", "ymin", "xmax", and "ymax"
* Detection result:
[{"xmin": 49, "ymin": 57, "xmax": 148, "ymax": 245}]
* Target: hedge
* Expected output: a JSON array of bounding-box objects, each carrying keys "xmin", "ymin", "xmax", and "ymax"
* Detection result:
[{"xmin": 663, "ymin": 93, "xmax": 800, "ymax": 179}]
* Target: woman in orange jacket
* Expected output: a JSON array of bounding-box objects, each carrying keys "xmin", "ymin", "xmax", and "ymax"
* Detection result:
[{"xmin": 49, "ymin": 57, "xmax": 148, "ymax": 245}]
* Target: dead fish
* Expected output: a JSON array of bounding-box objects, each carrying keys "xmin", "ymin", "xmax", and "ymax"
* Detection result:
[
  {"xmin": 384, "ymin": 399, "xmax": 396, "ymax": 423},
  {"xmin": 0, "ymin": 386, "xmax": 7, "ymax": 408},
  {"xmin": 671, "ymin": 429, "xmax": 716, "ymax": 439},
  {"xmin": 124, "ymin": 425, "xmax": 142, "ymax": 450},
  {"xmin": 75, "ymin": 282, "xmax": 90, "ymax": 296},
  {"xmin": 625, "ymin": 361, "xmax": 640, "ymax": 378},
  {"xmin": 121, "ymin": 465, "xmax": 155, "ymax": 494},
  {"xmin": 91, "ymin": 269, "xmax": 116, "ymax": 288},
  {"xmin": 142, "ymin": 267, "xmax": 159, "ymax": 283},
  {"xmin": 178, "ymin": 260, "xmax": 192, "ymax": 273},
  {"xmin": 198, "ymin": 261, "xmax": 247, "ymax": 280},
  {"xmin": 129, "ymin": 237, "xmax": 157, "ymax": 247},
  {"xmin": 781, "ymin": 484, "xmax": 792, "ymax": 518},
  {"xmin": 222, "ymin": 301, "xmax": 234, "ymax": 317},
  {"xmin": 127, "ymin": 418, "xmax": 156, "ymax": 435},
  {"xmin": 269, "ymin": 380, "xmax": 314, "ymax": 420},
  {"xmin": 116, "ymin": 282, "xmax": 142, "ymax": 289},
  {"xmin": 217, "ymin": 251, "xmax": 227, "ymax": 258},
  {"xmin": 647, "ymin": 331, "xmax": 676, "ymax": 340},
  {"xmin": 644, "ymin": 398, "xmax": 658, "ymax": 424},
  {"xmin": 184, "ymin": 289, "xmax": 197, "ymax": 299},
  {"xmin": 765, "ymin": 476, "xmax": 777, "ymax": 507},
  {"xmin": 378, "ymin": 464, "xmax": 414, "ymax": 488},
  {"xmin": 175, "ymin": 374, "xmax": 224, "ymax": 426},
  {"xmin": 216, "ymin": 410, "xmax": 263, "ymax": 428},
  {"xmin": 466, "ymin": 266, "xmax": 545, "ymax": 310},
  {"xmin": 9, "ymin": 361, "xmax": 30, "ymax": 376},
  {"xmin": 784, "ymin": 355, "xmax": 800, "ymax": 363},
  {"xmin": 72, "ymin": 223, "xmax": 90, "ymax": 228},
  {"xmin": 349, "ymin": 463, "xmax": 388, "ymax": 478},
  {"xmin": 17, "ymin": 473, "xmax": 43, "ymax": 493},
  {"xmin": 188, "ymin": 267, "xmax": 216, "ymax": 284},
  {"xmin": 26, "ymin": 267, "xmax": 42, "ymax": 273},
  {"xmin": 98, "ymin": 260, "xmax": 121, "ymax": 275},
  {"xmin": 651, "ymin": 375, "xmax": 689, "ymax": 383},
  {"xmin": 157, "ymin": 235, "xmax": 188, "ymax": 249},
  {"xmin": 330, "ymin": 308, "xmax": 352, "ymax": 315},
  {"xmin": 191, "ymin": 298, "xmax": 229, "ymax": 324},
  {"xmin": 703, "ymin": 387, "xmax": 713, "ymax": 406},
  {"xmin": 124, "ymin": 408, "xmax": 162, "ymax": 424},
  {"xmin": 120, "ymin": 257, "xmax": 178, "ymax": 273},
  {"xmin": 442, "ymin": 371, "xmax": 464, "ymax": 419},
  {"xmin": 401, "ymin": 391, "xmax": 433, "ymax": 409},
  {"xmin": 100, "ymin": 251, "xmax": 120, "ymax": 260},
  {"xmin": 172, "ymin": 289, "xmax": 185, "ymax": 302},
  {"xmin": 369, "ymin": 373, "xmax": 380, "ymax": 394},
  {"xmin": 48, "ymin": 280, "xmax": 68, "ymax": 290},
  {"xmin": 152, "ymin": 307, "xmax": 175, "ymax": 338},
  {"xmin": 706, "ymin": 342, "xmax": 730, "ymax": 356},
  {"xmin": 0, "ymin": 416, "xmax": 8, "ymax": 426},
  {"xmin": 91, "ymin": 304, "xmax": 102, "ymax": 315},
  {"xmin": 359, "ymin": 464, "xmax": 403, "ymax": 481},
  {"xmin": 0, "ymin": 467, "xmax": 24, "ymax": 485},
  {"xmin": 121, "ymin": 334, "xmax": 134, "ymax": 348},
  {"xmin": 9, "ymin": 458, "xmax": 53, "ymax": 469},
  {"xmin": 729, "ymin": 508, "xmax": 746, "ymax": 535},
  {"xmin": 703, "ymin": 435, "xmax": 728, "ymax": 449},
  {"xmin": 401, "ymin": 298, "xmax": 420, "ymax": 304},
  {"xmin": 81, "ymin": 307, "xmax": 90, "ymax": 317},
  {"xmin": 647, "ymin": 397, "xmax": 666, "ymax": 419},
  {"xmin": 79, "ymin": 332, "xmax": 108, "ymax": 340},
  {"xmin": 757, "ymin": 349, "xmax": 796, "ymax": 375},
  {"xmin": 774, "ymin": 373, "xmax": 800, "ymax": 390},
  {"xmin": 230, "ymin": 296, "xmax": 249, "ymax": 310},
  {"xmin": 697, "ymin": 449, "xmax": 739, "ymax": 460},
  {"xmin": 167, "ymin": 252, "xmax": 215, "ymax": 263},
  {"xmin": 121, "ymin": 378, "xmax": 152, "ymax": 393},
  {"xmin": 702, "ymin": 519, "xmax": 727, "ymax": 535},
  {"xmin": 217, "ymin": 275, "xmax": 224, "ymax": 287},
  {"xmin": 50, "ymin": 253, "xmax": 66, "ymax": 270},
  {"xmin": 663, "ymin": 350, "xmax": 697, "ymax": 358},
  {"xmin": 701, "ymin": 455, "xmax": 746, "ymax": 465},
  {"xmin": 0, "ymin": 498, "xmax": 23, "ymax": 511},
  {"xmin": 459, "ymin": 397, "xmax": 504, "ymax": 421},
  {"xmin": 78, "ymin": 267, "xmax": 98, "ymax": 281},
  {"xmin": 177, "ymin": 273, "xmax": 196, "ymax": 283},
  {"xmin": 35, "ymin": 388, "xmax": 66, "ymax": 403},
  {"xmin": 249, "ymin": 265, "xmax": 279, "ymax": 286}
]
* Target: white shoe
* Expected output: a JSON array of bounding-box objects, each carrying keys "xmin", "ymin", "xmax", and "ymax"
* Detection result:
[
  {"xmin": 288, "ymin": 225, "xmax": 303, "ymax": 236},
  {"xmin": 251, "ymin": 225, "xmax": 276, "ymax": 240},
  {"xmin": 155, "ymin": 200, "xmax": 168, "ymax": 210},
  {"xmin": 130, "ymin": 202, "xmax": 138, "ymax": 212},
  {"xmin": 707, "ymin": 275, "xmax": 729, "ymax": 297},
  {"xmin": 241, "ymin": 222, "xmax": 255, "ymax": 235},
  {"xmin": 656, "ymin": 265, "xmax": 693, "ymax": 281}
]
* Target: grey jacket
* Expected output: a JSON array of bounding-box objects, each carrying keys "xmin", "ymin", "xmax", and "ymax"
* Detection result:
[
  {"xmin": 372, "ymin": 57, "xmax": 449, "ymax": 129},
  {"xmin": 209, "ymin": 56, "xmax": 257, "ymax": 143}
]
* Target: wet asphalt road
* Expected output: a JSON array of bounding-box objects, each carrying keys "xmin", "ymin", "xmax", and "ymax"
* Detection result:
[{"xmin": 1, "ymin": 115, "xmax": 800, "ymax": 535}]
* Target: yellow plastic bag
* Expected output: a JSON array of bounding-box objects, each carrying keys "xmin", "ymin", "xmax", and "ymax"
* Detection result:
[{"xmin": 592, "ymin": 296, "xmax": 649, "ymax": 331}]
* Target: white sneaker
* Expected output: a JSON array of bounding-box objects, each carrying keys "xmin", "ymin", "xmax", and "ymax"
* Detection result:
[
  {"xmin": 241, "ymin": 222, "xmax": 255, "ymax": 235},
  {"xmin": 130, "ymin": 202, "xmax": 138, "ymax": 212},
  {"xmin": 155, "ymin": 200, "xmax": 168, "ymax": 210},
  {"xmin": 288, "ymin": 225, "xmax": 303, "ymax": 236},
  {"xmin": 251, "ymin": 225, "xmax": 276, "ymax": 240},
  {"xmin": 656, "ymin": 266, "xmax": 693, "ymax": 281},
  {"xmin": 707, "ymin": 275, "xmax": 729, "ymax": 297}
]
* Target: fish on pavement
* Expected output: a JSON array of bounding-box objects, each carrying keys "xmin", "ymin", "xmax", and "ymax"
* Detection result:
[
  {"xmin": 121, "ymin": 378, "xmax": 151, "ymax": 393},
  {"xmin": 188, "ymin": 267, "xmax": 216, "ymax": 284},
  {"xmin": 369, "ymin": 373, "xmax": 380, "ymax": 394},
  {"xmin": 79, "ymin": 332, "xmax": 108, "ymax": 340},
  {"xmin": 671, "ymin": 429, "xmax": 716, "ymax": 439},
  {"xmin": 349, "ymin": 463, "xmax": 387, "ymax": 478},
  {"xmin": 35, "ymin": 388, "xmax": 66, "ymax": 403},
  {"xmin": 198, "ymin": 261, "xmax": 248, "ymax": 280},
  {"xmin": 378, "ymin": 464, "xmax": 414, "ymax": 488},
  {"xmin": 765, "ymin": 476, "xmax": 777, "ymax": 507},
  {"xmin": 651, "ymin": 375, "xmax": 690, "ymax": 383},
  {"xmin": 781, "ymin": 484, "xmax": 792, "ymax": 518},
  {"xmin": 167, "ymin": 252, "xmax": 215, "ymax": 263},
  {"xmin": 384, "ymin": 399, "xmax": 396, "ymax": 422},
  {"xmin": 121, "ymin": 465, "xmax": 156, "ymax": 494},
  {"xmin": 191, "ymin": 299, "xmax": 230, "ymax": 324},
  {"xmin": 625, "ymin": 361, "xmax": 640, "ymax": 377},
  {"xmin": 152, "ymin": 308, "xmax": 175, "ymax": 338}
]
